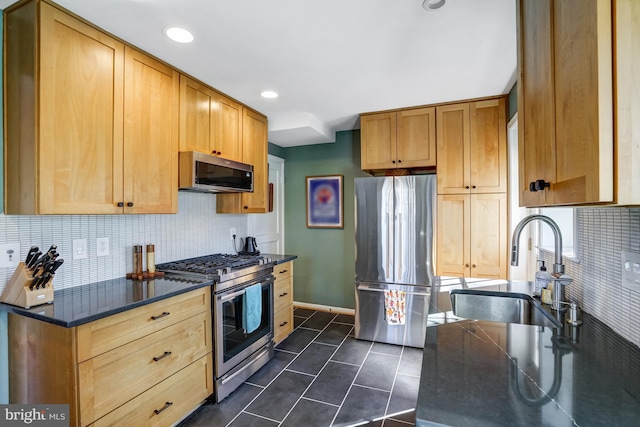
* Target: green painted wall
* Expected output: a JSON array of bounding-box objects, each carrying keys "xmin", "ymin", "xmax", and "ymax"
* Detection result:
[
  {"xmin": 268, "ymin": 142, "xmax": 286, "ymax": 158},
  {"xmin": 283, "ymin": 130, "xmax": 368, "ymax": 309}
]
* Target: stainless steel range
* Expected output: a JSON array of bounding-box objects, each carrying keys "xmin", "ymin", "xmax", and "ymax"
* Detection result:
[{"xmin": 156, "ymin": 254, "xmax": 275, "ymax": 402}]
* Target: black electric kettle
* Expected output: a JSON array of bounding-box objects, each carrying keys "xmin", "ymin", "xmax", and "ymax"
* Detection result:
[{"xmin": 240, "ymin": 236, "xmax": 260, "ymax": 255}]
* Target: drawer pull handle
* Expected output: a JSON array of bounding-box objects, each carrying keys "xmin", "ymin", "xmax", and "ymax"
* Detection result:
[
  {"xmin": 279, "ymin": 269, "xmax": 288, "ymax": 274},
  {"xmin": 151, "ymin": 312, "xmax": 170, "ymax": 320},
  {"xmin": 279, "ymin": 321, "xmax": 288, "ymax": 327},
  {"xmin": 153, "ymin": 351, "xmax": 172, "ymax": 362},
  {"xmin": 154, "ymin": 401, "xmax": 173, "ymax": 415},
  {"xmin": 279, "ymin": 292, "xmax": 288, "ymax": 297}
]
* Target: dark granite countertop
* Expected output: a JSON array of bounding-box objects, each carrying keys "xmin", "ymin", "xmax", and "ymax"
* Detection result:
[
  {"xmin": 262, "ymin": 253, "xmax": 297, "ymax": 265},
  {"xmin": 0, "ymin": 276, "xmax": 212, "ymax": 328},
  {"xmin": 417, "ymin": 277, "xmax": 640, "ymax": 427}
]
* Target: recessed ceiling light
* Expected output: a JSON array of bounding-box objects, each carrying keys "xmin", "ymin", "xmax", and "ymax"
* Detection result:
[
  {"xmin": 260, "ymin": 91, "xmax": 279, "ymax": 99},
  {"xmin": 422, "ymin": 0, "xmax": 446, "ymax": 10},
  {"xmin": 164, "ymin": 27, "xmax": 194, "ymax": 43}
]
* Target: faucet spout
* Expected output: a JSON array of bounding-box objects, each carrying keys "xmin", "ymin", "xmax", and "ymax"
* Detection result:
[{"xmin": 511, "ymin": 214, "xmax": 564, "ymax": 275}]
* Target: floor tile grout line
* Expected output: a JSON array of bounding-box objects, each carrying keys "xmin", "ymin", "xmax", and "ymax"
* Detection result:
[
  {"xmin": 243, "ymin": 381, "xmax": 266, "ymax": 389},
  {"xmin": 382, "ymin": 345, "xmax": 406, "ymax": 423},
  {"xmin": 275, "ymin": 348, "xmax": 300, "ymax": 355},
  {"xmin": 329, "ymin": 337, "xmax": 376, "ymax": 426},
  {"xmin": 352, "ymin": 383, "xmax": 394, "ymax": 394},
  {"xmin": 276, "ymin": 323, "xmax": 353, "ymax": 426},
  {"xmin": 301, "ymin": 396, "xmax": 341, "ymax": 408},
  {"xmin": 311, "ymin": 341, "xmax": 340, "ymax": 347},
  {"xmin": 329, "ymin": 359, "xmax": 361, "ymax": 367},
  {"xmin": 226, "ymin": 311, "xmax": 336, "ymax": 427},
  {"xmin": 241, "ymin": 409, "xmax": 282, "ymax": 424},
  {"xmin": 284, "ymin": 368, "xmax": 318, "ymax": 378}
]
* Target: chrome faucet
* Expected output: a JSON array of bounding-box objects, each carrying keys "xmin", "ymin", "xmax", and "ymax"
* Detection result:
[{"xmin": 511, "ymin": 214, "xmax": 571, "ymax": 311}]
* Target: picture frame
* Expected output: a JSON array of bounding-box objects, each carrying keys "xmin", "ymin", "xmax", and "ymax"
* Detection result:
[{"xmin": 306, "ymin": 175, "xmax": 344, "ymax": 228}]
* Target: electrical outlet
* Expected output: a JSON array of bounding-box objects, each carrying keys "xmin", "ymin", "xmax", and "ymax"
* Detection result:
[
  {"xmin": 97, "ymin": 237, "xmax": 110, "ymax": 257},
  {"xmin": 622, "ymin": 251, "xmax": 640, "ymax": 292},
  {"xmin": 230, "ymin": 228, "xmax": 237, "ymax": 240},
  {"xmin": 73, "ymin": 239, "xmax": 88, "ymax": 260},
  {"xmin": 0, "ymin": 242, "xmax": 21, "ymax": 268}
]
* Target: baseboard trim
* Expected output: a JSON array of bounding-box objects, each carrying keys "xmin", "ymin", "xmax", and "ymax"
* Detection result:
[{"xmin": 293, "ymin": 301, "xmax": 355, "ymax": 316}]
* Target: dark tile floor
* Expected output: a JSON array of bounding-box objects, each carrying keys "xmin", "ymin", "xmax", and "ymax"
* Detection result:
[{"xmin": 179, "ymin": 308, "xmax": 423, "ymax": 427}]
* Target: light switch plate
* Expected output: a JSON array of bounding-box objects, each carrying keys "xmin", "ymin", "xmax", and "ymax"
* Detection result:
[
  {"xmin": 73, "ymin": 239, "xmax": 88, "ymax": 260},
  {"xmin": 621, "ymin": 250, "xmax": 640, "ymax": 292}
]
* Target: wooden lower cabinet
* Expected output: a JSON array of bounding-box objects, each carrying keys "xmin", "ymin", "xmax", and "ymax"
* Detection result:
[
  {"xmin": 90, "ymin": 355, "xmax": 213, "ymax": 427},
  {"xmin": 273, "ymin": 261, "xmax": 294, "ymax": 344},
  {"xmin": 436, "ymin": 193, "xmax": 508, "ymax": 279},
  {"xmin": 8, "ymin": 287, "xmax": 212, "ymax": 427}
]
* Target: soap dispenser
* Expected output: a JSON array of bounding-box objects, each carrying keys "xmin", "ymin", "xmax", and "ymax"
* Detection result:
[{"xmin": 534, "ymin": 260, "xmax": 551, "ymax": 296}]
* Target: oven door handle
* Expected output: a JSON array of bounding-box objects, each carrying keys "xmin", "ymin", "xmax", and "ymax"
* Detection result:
[{"xmin": 218, "ymin": 289, "xmax": 246, "ymax": 303}]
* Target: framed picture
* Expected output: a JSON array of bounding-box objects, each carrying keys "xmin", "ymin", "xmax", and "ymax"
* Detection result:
[{"xmin": 306, "ymin": 175, "xmax": 344, "ymax": 228}]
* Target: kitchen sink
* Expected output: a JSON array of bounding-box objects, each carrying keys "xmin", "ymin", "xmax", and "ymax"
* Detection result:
[{"xmin": 450, "ymin": 289, "xmax": 563, "ymax": 328}]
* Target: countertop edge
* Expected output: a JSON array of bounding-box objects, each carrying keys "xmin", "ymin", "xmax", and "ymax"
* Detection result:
[{"xmin": 0, "ymin": 280, "xmax": 213, "ymax": 328}]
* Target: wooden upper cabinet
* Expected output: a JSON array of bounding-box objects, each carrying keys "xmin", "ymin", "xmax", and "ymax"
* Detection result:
[
  {"xmin": 123, "ymin": 47, "xmax": 179, "ymax": 214},
  {"xmin": 360, "ymin": 112, "xmax": 397, "ymax": 170},
  {"xmin": 436, "ymin": 98, "xmax": 507, "ymax": 195},
  {"xmin": 517, "ymin": 0, "xmax": 625, "ymax": 206},
  {"xmin": 179, "ymin": 75, "xmax": 243, "ymax": 162},
  {"xmin": 360, "ymin": 108, "xmax": 436, "ymax": 170},
  {"xmin": 217, "ymin": 108, "xmax": 269, "ymax": 214},
  {"xmin": 4, "ymin": 0, "xmax": 178, "ymax": 214}
]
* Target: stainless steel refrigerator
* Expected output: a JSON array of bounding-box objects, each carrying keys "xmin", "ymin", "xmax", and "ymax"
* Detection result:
[{"xmin": 354, "ymin": 175, "xmax": 435, "ymax": 348}]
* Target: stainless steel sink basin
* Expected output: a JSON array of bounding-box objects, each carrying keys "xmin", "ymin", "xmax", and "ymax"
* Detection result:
[{"xmin": 450, "ymin": 289, "xmax": 562, "ymax": 328}]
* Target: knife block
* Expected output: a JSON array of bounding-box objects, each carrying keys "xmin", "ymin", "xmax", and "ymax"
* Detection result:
[{"xmin": 0, "ymin": 262, "xmax": 54, "ymax": 309}]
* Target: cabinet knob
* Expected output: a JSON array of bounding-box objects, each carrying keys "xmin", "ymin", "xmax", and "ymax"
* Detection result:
[
  {"xmin": 472, "ymin": 264, "xmax": 477, "ymax": 268},
  {"xmin": 472, "ymin": 185, "xmax": 477, "ymax": 189},
  {"xmin": 243, "ymin": 206, "xmax": 248, "ymax": 210},
  {"xmin": 529, "ymin": 180, "xmax": 550, "ymax": 192},
  {"xmin": 398, "ymin": 160, "xmax": 402, "ymax": 163},
  {"xmin": 465, "ymin": 186, "xmax": 470, "ymax": 189},
  {"xmin": 465, "ymin": 264, "xmax": 470, "ymax": 268},
  {"xmin": 117, "ymin": 202, "xmax": 124, "ymax": 207},
  {"xmin": 392, "ymin": 160, "xmax": 396, "ymax": 164},
  {"xmin": 127, "ymin": 202, "xmax": 134, "ymax": 207}
]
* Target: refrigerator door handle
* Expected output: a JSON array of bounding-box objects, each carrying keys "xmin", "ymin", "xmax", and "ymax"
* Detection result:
[{"xmin": 356, "ymin": 283, "xmax": 430, "ymax": 297}]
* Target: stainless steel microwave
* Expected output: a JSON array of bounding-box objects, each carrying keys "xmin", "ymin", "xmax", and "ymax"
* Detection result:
[{"xmin": 178, "ymin": 151, "xmax": 253, "ymax": 193}]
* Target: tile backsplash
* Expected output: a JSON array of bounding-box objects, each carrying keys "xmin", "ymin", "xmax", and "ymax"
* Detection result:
[
  {"xmin": 541, "ymin": 207, "xmax": 640, "ymax": 347},
  {"xmin": 0, "ymin": 192, "xmax": 247, "ymax": 295}
]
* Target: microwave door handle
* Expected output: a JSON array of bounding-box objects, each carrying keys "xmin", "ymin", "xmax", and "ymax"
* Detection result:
[{"xmin": 219, "ymin": 289, "xmax": 246, "ymax": 303}]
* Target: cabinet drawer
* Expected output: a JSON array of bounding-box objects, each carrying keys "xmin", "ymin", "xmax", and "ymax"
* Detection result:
[
  {"xmin": 76, "ymin": 287, "xmax": 210, "ymax": 362},
  {"xmin": 79, "ymin": 311, "xmax": 212, "ymax": 425},
  {"xmin": 274, "ymin": 278, "xmax": 293, "ymax": 313},
  {"xmin": 274, "ymin": 306, "xmax": 293, "ymax": 344},
  {"xmin": 273, "ymin": 262, "xmax": 293, "ymax": 282},
  {"xmin": 91, "ymin": 354, "xmax": 213, "ymax": 427}
]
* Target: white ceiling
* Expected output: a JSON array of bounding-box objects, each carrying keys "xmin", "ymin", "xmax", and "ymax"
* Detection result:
[{"xmin": 1, "ymin": 0, "xmax": 517, "ymax": 147}]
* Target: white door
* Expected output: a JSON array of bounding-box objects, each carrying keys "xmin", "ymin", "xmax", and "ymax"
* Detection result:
[{"xmin": 248, "ymin": 155, "xmax": 285, "ymax": 254}]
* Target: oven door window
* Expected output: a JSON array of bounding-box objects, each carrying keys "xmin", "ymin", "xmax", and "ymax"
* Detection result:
[{"xmin": 221, "ymin": 282, "xmax": 272, "ymax": 363}]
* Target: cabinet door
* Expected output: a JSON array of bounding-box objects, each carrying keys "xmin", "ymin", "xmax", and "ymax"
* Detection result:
[
  {"xmin": 517, "ymin": 0, "xmax": 555, "ymax": 207},
  {"xmin": 517, "ymin": 0, "xmax": 613, "ymax": 206},
  {"xmin": 470, "ymin": 193, "xmax": 507, "ymax": 279},
  {"xmin": 436, "ymin": 103, "xmax": 470, "ymax": 194},
  {"xmin": 551, "ymin": 0, "xmax": 613, "ymax": 205},
  {"xmin": 217, "ymin": 108, "xmax": 268, "ymax": 213},
  {"xmin": 470, "ymin": 99, "xmax": 507, "ymax": 193},
  {"xmin": 361, "ymin": 112, "xmax": 397, "ymax": 169},
  {"xmin": 397, "ymin": 107, "xmax": 436, "ymax": 168},
  {"xmin": 436, "ymin": 194, "xmax": 471, "ymax": 277},
  {"xmin": 179, "ymin": 75, "xmax": 215, "ymax": 155},
  {"xmin": 241, "ymin": 109, "xmax": 269, "ymax": 213},
  {"xmin": 123, "ymin": 47, "xmax": 179, "ymax": 214},
  {"xmin": 39, "ymin": 2, "xmax": 125, "ymax": 214},
  {"xmin": 213, "ymin": 92, "xmax": 243, "ymax": 162}
]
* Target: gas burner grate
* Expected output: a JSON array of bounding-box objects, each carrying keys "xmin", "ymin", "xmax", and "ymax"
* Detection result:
[{"xmin": 156, "ymin": 253, "xmax": 266, "ymax": 276}]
